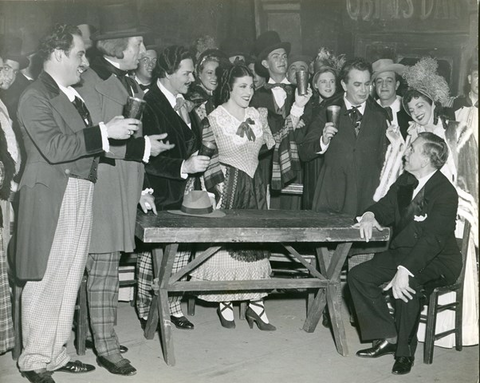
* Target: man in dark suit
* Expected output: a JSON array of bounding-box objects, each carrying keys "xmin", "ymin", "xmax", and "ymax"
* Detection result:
[
  {"xmin": 372, "ymin": 58, "xmax": 411, "ymax": 140},
  {"xmin": 349, "ymin": 132, "xmax": 462, "ymax": 375},
  {"xmin": 136, "ymin": 45, "xmax": 209, "ymax": 331},
  {"xmin": 15, "ymin": 24, "xmax": 136, "ymax": 383},
  {"xmin": 298, "ymin": 57, "xmax": 388, "ymax": 217}
]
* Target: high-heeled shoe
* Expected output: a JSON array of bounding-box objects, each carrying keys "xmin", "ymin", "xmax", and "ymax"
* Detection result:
[
  {"xmin": 245, "ymin": 303, "xmax": 276, "ymax": 331},
  {"xmin": 217, "ymin": 302, "xmax": 235, "ymax": 329}
]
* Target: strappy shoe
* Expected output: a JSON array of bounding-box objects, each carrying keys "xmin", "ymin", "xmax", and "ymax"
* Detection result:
[
  {"xmin": 217, "ymin": 302, "xmax": 235, "ymax": 329},
  {"xmin": 246, "ymin": 301, "xmax": 276, "ymax": 331}
]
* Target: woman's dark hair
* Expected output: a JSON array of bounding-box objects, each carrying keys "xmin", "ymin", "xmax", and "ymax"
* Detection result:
[
  {"xmin": 218, "ymin": 64, "xmax": 253, "ymax": 104},
  {"xmin": 338, "ymin": 57, "xmax": 372, "ymax": 84},
  {"xmin": 403, "ymin": 88, "xmax": 445, "ymax": 125},
  {"xmin": 38, "ymin": 24, "xmax": 82, "ymax": 63},
  {"xmin": 154, "ymin": 45, "xmax": 193, "ymax": 80},
  {"xmin": 417, "ymin": 131, "xmax": 449, "ymax": 170}
]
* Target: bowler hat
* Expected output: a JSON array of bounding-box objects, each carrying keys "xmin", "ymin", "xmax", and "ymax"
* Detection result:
[
  {"xmin": 1, "ymin": 36, "xmax": 30, "ymax": 70},
  {"xmin": 371, "ymin": 59, "xmax": 405, "ymax": 81},
  {"xmin": 253, "ymin": 31, "xmax": 290, "ymax": 78},
  {"xmin": 91, "ymin": 2, "xmax": 149, "ymax": 41},
  {"xmin": 168, "ymin": 190, "xmax": 225, "ymax": 218}
]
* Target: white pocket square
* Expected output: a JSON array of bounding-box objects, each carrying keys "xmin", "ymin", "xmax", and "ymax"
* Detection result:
[{"xmin": 413, "ymin": 214, "xmax": 428, "ymax": 222}]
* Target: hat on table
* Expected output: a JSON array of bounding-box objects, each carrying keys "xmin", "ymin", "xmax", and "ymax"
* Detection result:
[{"xmin": 168, "ymin": 190, "xmax": 225, "ymax": 218}]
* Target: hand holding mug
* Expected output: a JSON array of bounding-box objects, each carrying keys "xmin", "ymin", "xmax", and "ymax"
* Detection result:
[{"xmin": 322, "ymin": 122, "xmax": 338, "ymax": 145}]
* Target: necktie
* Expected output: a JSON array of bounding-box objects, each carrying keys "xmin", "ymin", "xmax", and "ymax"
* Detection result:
[
  {"xmin": 384, "ymin": 106, "xmax": 394, "ymax": 123},
  {"xmin": 109, "ymin": 66, "xmax": 138, "ymax": 96},
  {"xmin": 72, "ymin": 96, "xmax": 92, "ymax": 127},
  {"xmin": 174, "ymin": 96, "xmax": 191, "ymax": 125},
  {"xmin": 346, "ymin": 106, "xmax": 362, "ymax": 136}
]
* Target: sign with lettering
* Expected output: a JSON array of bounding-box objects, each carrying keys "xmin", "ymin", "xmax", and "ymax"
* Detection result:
[{"xmin": 346, "ymin": 0, "xmax": 469, "ymax": 22}]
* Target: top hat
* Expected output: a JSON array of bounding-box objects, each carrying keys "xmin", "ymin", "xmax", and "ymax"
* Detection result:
[
  {"xmin": 1, "ymin": 36, "xmax": 30, "ymax": 70},
  {"xmin": 253, "ymin": 31, "xmax": 290, "ymax": 78},
  {"xmin": 91, "ymin": 2, "xmax": 149, "ymax": 41},
  {"xmin": 168, "ymin": 190, "xmax": 225, "ymax": 218},
  {"xmin": 371, "ymin": 59, "xmax": 406, "ymax": 81}
]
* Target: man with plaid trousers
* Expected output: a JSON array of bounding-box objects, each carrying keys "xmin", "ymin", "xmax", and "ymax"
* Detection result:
[
  {"xmin": 15, "ymin": 24, "xmax": 137, "ymax": 383},
  {"xmin": 76, "ymin": 3, "xmax": 173, "ymax": 377}
]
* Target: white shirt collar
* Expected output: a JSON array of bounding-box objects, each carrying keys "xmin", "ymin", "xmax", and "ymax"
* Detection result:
[
  {"xmin": 104, "ymin": 56, "xmax": 121, "ymax": 69},
  {"xmin": 58, "ymin": 83, "xmax": 84, "ymax": 103},
  {"xmin": 412, "ymin": 170, "xmax": 436, "ymax": 199},
  {"xmin": 267, "ymin": 77, "xmax": 290, "ymax": 85},
  {"xmin": 157, "ymin": 79, "xmax": 179, "ymax": 109},
  {"xmin": 344, "ymin": 95, "xmax": 366, "ymax": 115},
  {"xmin": 377, "ymin": 95, "xmax": 402, "ymax": 113},
  {"xmin": 135, "ymin": 75, "xmax": 151, "ymax": 87}
]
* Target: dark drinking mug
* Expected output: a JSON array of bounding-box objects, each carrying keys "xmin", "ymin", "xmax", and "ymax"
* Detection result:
[
  {"xmin": 198, "ymin": 140, "xmax": 216, "ymax": 158},
  {"xmin": 123, "ymin": 97, "xmax": 146, "ymax": 120},
  {"xmin": 296, "ymin": 70, "xmax": 308, "ymax": 96}
]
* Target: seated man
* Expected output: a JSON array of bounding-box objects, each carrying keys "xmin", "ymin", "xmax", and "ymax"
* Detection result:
[{"xmin": 348, "ymin": 132, "xmax": 462, "ymax": 375}]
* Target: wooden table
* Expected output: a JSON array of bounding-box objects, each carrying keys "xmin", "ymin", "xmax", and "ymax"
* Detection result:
[{"xmin": 135, "ymin": 209, "xmax": 390, "ymax": 366}]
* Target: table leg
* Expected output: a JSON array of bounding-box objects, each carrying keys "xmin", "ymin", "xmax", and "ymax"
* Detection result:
[
  {"xmin": 326, "ymin": 282, "xmax": 348, "ymax": 356},
  {"xmin": 144, "ymin": 248, "xmax": 162, "ymax": 339},
  {"xmin": 303, "ymin": 289, "xmax": 327, "ymax": 333},
  {"xmin": 158, "ymin": 244, "xmax": 178, "ymax": 366},
  {"xmin": 303, "ymin": 243, "xmax": 352, "ymax": 358}
]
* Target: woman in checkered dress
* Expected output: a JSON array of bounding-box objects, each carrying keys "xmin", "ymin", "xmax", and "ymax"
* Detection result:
[{"xmin": 190, "ymin": 64, "xmax": 277, "ymax": 330}]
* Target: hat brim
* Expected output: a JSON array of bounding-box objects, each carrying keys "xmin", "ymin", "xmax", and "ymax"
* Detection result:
[
  {"xmin": 167, "ymin": 209, "xmax": 226, "ymax": 218},
  {"xmin": 372, "ymin": 64, "xmax": 406, "ymax": 81},
  {"xmin": 91, "ymin": 27, "xmax": 150, "ymax": 41}
]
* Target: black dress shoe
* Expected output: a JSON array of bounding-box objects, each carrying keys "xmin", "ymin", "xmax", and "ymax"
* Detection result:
[
  {"xmin": 21, "ymin": 370, "xmax": 55, "ymax": 383},
  {"xmin": 170, "ymin": 315, "xmax": 194, "ymax": 330},
  {"xmin": 97, "ymin": 356, "xmax": 137, "ymax": 376},
  {"xmin": 85, "ymin": 339, "xmax": 128, "ymax": 354},
  {"xmin": 56, "ymin": 360, "xmax": 95, "ymax": 373},
  {"xmin": 356, "ymin": 340, "xmax": 397, "ymax": 358},
  {"xmin": 392, "ymin": 356, "xmax": 414, "ymax": 375}
]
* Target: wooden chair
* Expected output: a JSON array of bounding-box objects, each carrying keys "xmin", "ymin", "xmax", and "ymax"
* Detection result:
[{"xmin": 420, "ymin": 220, "xmax": 471, "ymax": 364}]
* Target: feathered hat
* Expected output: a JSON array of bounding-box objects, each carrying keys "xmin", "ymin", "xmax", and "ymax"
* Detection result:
[
  {"xmin": 402, "ymin": 57, "xmax": 450, "ymax": 107},
  {"xmin": 311, "ymin": 48, "xmax": 346, "ymax": 84}
]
